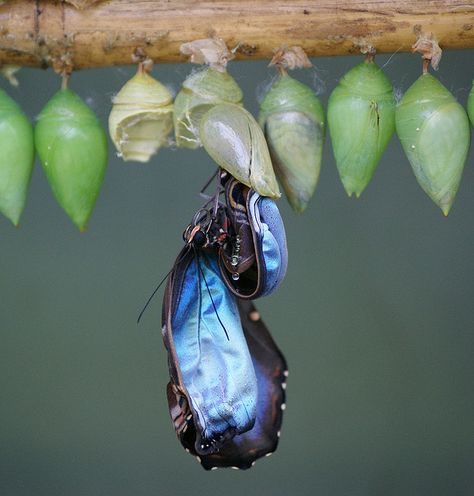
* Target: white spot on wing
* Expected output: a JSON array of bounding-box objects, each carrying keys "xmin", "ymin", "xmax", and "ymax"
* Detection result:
[{"xmin": 249, "ymin": 310, "xmax": 260, "ymax": 321}]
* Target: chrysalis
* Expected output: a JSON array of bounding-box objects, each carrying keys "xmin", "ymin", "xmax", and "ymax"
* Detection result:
[
  {"xmin": 328, "ymin": 50, "xmax": 395, "ymax": 197},
  {"xmin": 35, "ymin": 82, "xmax": 108, "ymax": 230},
  {"xmin": 0, "ymin": 88, "xmax": 35, "ymax": 226},
  {"xmin": 395, "ymin": 37, "xmax": 470, "ymax": 215},
  {"xmin": 0, "ymin": 65, "xmax": 21, "ymax": 87},
  {"xmin": 109, "ymin": 58, "xmax": 173, "ymax": 162},
  {"xmin": 200, "ymin": 103, "xmax": 280, "ymax": 198},
  {"xmin": 174, "ymin": 38, "xmax": 243, "ymax": 149},
  {"xmin": 468, "ymin": 80, "xmax": 474, "ymax": 127},
  {"xmin": 259, "ymin": 47, "xmax": 325, "ymax": 212}
]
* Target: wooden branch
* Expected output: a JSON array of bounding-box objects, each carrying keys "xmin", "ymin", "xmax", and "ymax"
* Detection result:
[{"xmin": 0, "ymin": 0, "xmax": 473, "ymax": 69}]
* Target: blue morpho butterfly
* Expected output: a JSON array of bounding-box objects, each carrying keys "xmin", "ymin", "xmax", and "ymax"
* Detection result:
[{"xmin": 159, "ymin": 170, "xmax": 288, "ymax": 469}]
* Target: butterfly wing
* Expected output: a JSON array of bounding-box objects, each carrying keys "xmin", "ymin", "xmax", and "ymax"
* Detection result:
[
  {"xmin": 247, "ymin": 192, "xmax": 288, "ymax": 297},
  {"xmin": 167, "ymin": 299, "xmax": 288, "ymax": 470},
  {"xmin": 219, "ymin": 178, "xmax": 288, "ymax": 299},
  {"xmin": 162, "ymin": 248, "xmax": 258, "ymax": 455}
]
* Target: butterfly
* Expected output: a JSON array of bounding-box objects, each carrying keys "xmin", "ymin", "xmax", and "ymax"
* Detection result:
[{"xmin": 160, "ymin": 171, "xmax": 288, "ymax": 469}]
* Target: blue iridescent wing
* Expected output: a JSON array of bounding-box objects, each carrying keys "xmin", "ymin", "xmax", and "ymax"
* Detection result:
[
  {"xmin": 162, "ymin": 247, "xmax": 258, "ymax": 455},
  {"xmin": 248, "ymin": 193, "xmax": 288, "ymax": 297},
  {"xmin": 167, "ymin": 299, "xmax": 288, "ymax": 470}
]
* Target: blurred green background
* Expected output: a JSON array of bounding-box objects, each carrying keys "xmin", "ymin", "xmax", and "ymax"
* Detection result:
[{"xmin": 1, "ymin": 49, "xmax": 474, "ymax": 496}]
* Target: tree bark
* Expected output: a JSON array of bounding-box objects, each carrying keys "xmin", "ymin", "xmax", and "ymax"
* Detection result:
[{"xmin": 0, "ymin": 0, "xmax": 473, "ymax": 69}]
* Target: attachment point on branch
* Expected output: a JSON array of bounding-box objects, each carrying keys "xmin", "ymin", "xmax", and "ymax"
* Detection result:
[
  {"xmin": 60, "ymin": 71, "xmax": 69, "ymax": 89},
  {"xmin": 51, "ymin": 52, "xmax": 73, "ymax": 88},
  {"xmin": 180, "ymin": 38, "xmax": 234, "ymax": 72},
  {"xmin": 132, "ymin": 47, "xmax": 153, "ymax": 74},
  {"xmin": 232, "ymin": 42, "xmax": 257, "ymax": 57},
  {"xmin": 412, "ymin": 31, "xmax": 442, "ymax": 72},
  {"xmin": 356, "ymin": 41, "xmax": 376, "ymax": 62},
  {"xmin": 269, "ymin": 46, "xmax": 312, "ymax": 74}
]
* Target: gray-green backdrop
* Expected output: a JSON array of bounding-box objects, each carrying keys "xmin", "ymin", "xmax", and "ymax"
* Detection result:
[{"xmin": 1, "ymin": 49, "xmax": 474, "ymax": 496}]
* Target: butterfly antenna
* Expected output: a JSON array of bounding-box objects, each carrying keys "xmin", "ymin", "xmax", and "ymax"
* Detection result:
[
  {"xmin": 137, "ymin": 270, "xmax": 172, "ymax": 324},
  {"xmin": 137, "ymin": 249, "xmax": 190, "ymax": 324},
  {"xmin": 200, "ymin": 168, "xmax": 220, "ymax": 196},
  {"xmin": 197, "ymin": 255, "xmax": 230, "ymax": 341},
  {"xmin": 212, "ymin": 171, "xmax": 223, "ymax": 218}
]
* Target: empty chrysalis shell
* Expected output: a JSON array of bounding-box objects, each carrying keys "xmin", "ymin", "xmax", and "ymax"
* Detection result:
[
  {"xmin": 259, "ymin": 73, "xmax": 325, "ymax": 212},
  {"xmin": 468, "ymin": 80, "xmax": 474, "ymax": 127},
  {"xmin": 174, "ymin": 67, "xmax": 243, "ymax": 148},
  {"xmin": 200, "ymin": 103, "xmax": 280, "ymax": 198},
  {"xmin": 35, "ymin": 88, "xmax": 108, "ymax": 231},
  {"xmin": 0, "ymin": 88, "xmax": 35, "ymax": 226},
  {"xmin": 109, "ymin": 69, "xmax": 173, "ymax": 162},
  {"xmin": 396, "ymin": 73, "xmax": 470, "ymax": 215},
  {"xmin": 1, "ymin": 65, "xmax": 21, "ymax": 87},
  {"xmin": 328, "ymin": 58, "xmax": 395, "ymax": 197}
]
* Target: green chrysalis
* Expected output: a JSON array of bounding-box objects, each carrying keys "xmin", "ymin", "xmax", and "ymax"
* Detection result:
[
  {"xmin": 174, "ymin": 38, "xmax": 243, "ymax": 149},
  {"xmin": 468, "ymin": 80, "xmax": 474, "ymax": 127},
  {"xmin": 174, "ymin": 67, "xmax": 243, "ymax": 149},
  {"xmin": 200, "ymin": 103, "xmax": 280, "ymax": 199},
  {"xmin": 0, "ymin": 88, "xmax": 35, "ymax": 226},
  {"xmin": 35, "ymin": 88, "xmax": 108, "ymax": 231},
  {"xmin": 328, "ymin": 58, "xmax": 395, "ymax": 197},
  {"xmin": 259, "ymin": 73, "xmax": 325, "ymax": 212},
  {"xmin": 396, "ymin": 73, "xmax": 470, "ymax": 215}
]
